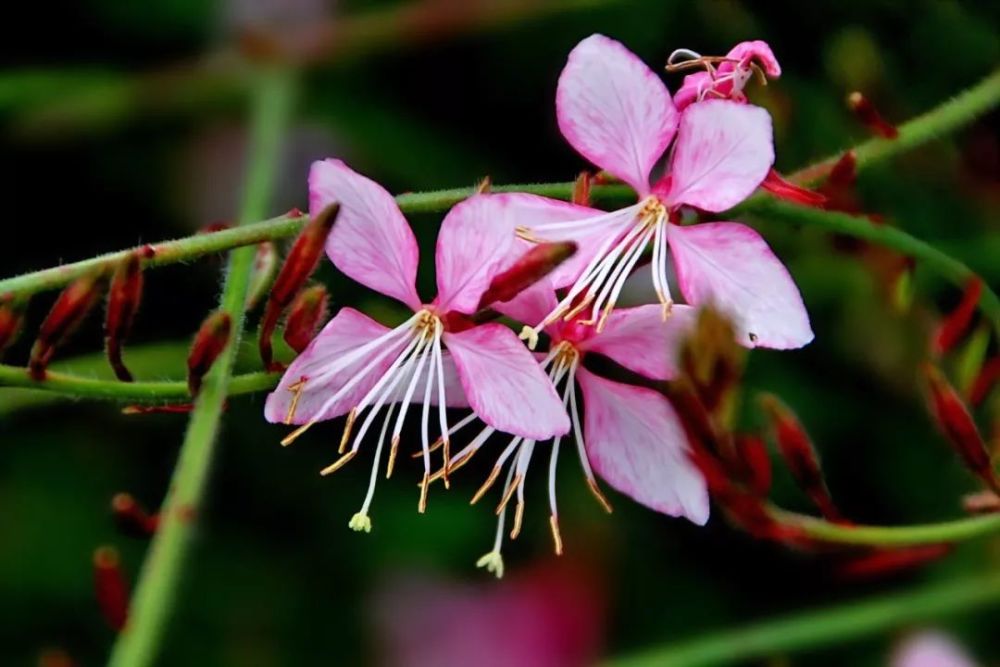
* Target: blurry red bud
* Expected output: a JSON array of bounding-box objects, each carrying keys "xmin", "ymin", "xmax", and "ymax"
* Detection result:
[
  {"xmin": 104, "ymin": 253, "xmax": 145, "ymax": 382},
  {"xmin": 836, "ymin": 544, "xmax": 950, "ymax": 580},
  {"xmin": 969, "ymin": 356, "xmax": 1000, "ymax": 407},
  {"xmin": 761, "ymin": 169, "xmax": 827, "ymax": 207},
  {"xmin": 187, "ymin": 310, "xmax": 232, "ymax": 396},
  {"xmin": 828, "ymin": 151, "xmax": 858, "ymax": 188},
  {"xmin": 111, "ymin": 493, "xmax": 159, "ymax": 538},
  {"xmin": 933, "ymin": 278, "xmax": 982, "ymax": 357},
  {"xmin": 245, "ymin": 242, "xmax": 279, "ymax": 312},
  {"xmin": 963, "ymin": 489, "xmax": 1000, "ymax": 514},
  {"xmin": 923, "ymin": 363, "xmax": 999, "ymax": 493},
  {"xmin": 572, "ymin": 171, "xmax": 592, "ymax": 207},
  {"xmin": 30, "ymin": 269, "xmax": 107, "ymax": 380},
  {"xmin": 286, "ymin": 207, "xmax": 305, "ymax": 218},
  {"xmin": 284, "ymin": 285, "xmax": 329, "ymax": 353},
  {"xmin": 0, "ymin": 293, "xmax": 26, "ymax": 359},
  {"xmin": 38, "ymin": 648, "xmax": 76, "ymax": 667},
  {"xmin": 734, "ymin": 434, "xmax": 772, "ymax": 498},
  {"xmin": 93, "ymin": 546, "xmax": 129, "ymax": 631},
  {"xmin": 260, "ymin": 203, "xmax": 339, "ymax": 371},
  {"xmin": 760, "ymin": 394, "xmax": 845, "ymax": 522},
  {"xmin": 478, "ymin": 242, "xmax": 577, "ymax": 309},
  {"xmin": 475, "ymin": 176, "xmax": 492, "ymax": 194},
  {"xmin": 199, "ymin": 221, "xmax": 232, "ymax": 234},
  {"xmin": 847, "ymin": 91, "xmax": 899, "ymax": 139}
]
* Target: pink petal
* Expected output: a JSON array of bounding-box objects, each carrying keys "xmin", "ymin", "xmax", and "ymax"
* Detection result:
[
  {"xmin": 264, "ymin": 308, "xmax": 400, "ymax": 424},
  {"xmin": 310, "ymin": 159, "xmax": 421, "ymax": 310},
  {"xmin": 444, "ymin": 324, "xmax": 569, "ymax": 439},
  {"xmin": 665, "ymin": 100, "xmax": 774, "ymax": 212},
  {"xmin": 891, "ymin": 632, "xmax": 978, "ymax": 667},
  {"xmin": 727, "ymin": 40, "xmax": 781, "ymax": 77},
  {"xmin": 577, "ymin": 368, "xmax": 709, "ymax": 523},
  {"xmin": 385, "ymin": 351, "xmax": 470, "ymax": 408},
  {"xmin": 667, "ymin": 222, "xmax": 813, "ymax": 349},
  {"xmin": 492, "ymin": 280, "xmax": 560, "ymax": 328},
  {"xmin": 673, "ymin": 71, "xmax": 713, "ymax": 112},
  {"xmin": 577, "ymin": 304, "xmax": 697, "ymax": 381},
  {"xmin": 556, "ymin": 34, "xmax": 677, "ymax": 194}
]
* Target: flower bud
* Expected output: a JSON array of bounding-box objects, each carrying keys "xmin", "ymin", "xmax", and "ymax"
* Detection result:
[
  {"xmin": 478, "ymin": 242, "xmax": 577, "ymax": 309},
  {"xmin": 760, "ymin": 168, "xmax": 827, "ymax": 207},
  {"xmin": 969, "ymin": 356, "xmax": 1000, "ymax": 407},
  {"xmin": 104, "ymin": 253, "xmax": 145, "ymax": 382},
  {"xmin": 760, "ymin": 394, "xmax": 845, "ymax": 522},
  {"xmin": 922, "ymin": 363, "xmax": 999, "ymax": 493},
  {"xmin": 733, "ymin": 434, "xmax": 772, "ymax": 498},
  {"xmin": 260, "ymin": 203, "xmax": 339, "ymax": 371},
  {"xmin": 111, "ymin": 493, "xmax": 159, "ymax": 538},
  {"xmin": 30, "ymin": 269, "xmax": 107, "ymax": 380},
  {"xmin": 245, "ymin": 242, "xmax": 278, "ymax": 312},
  {"xmin": 847, "ymin": 92, "xmax": 899, "ymax": 139},
  {"xmin": 0, "ymin": 293, "xmax": 26, "ymax": 359},
  {"xmin": 933, "ymin": 278, "xmax": 982, "ymax": 357},
  {"xmin": 187, "ymin": 310, "xmax": 232, "ymax": 397},
  {"xmin": 93, "ymin": 546, "xmax": 129, "ymax": 631},
  {"xmin": 283, "ymin": 284, "xmax": 329, "ymax": 353},
  {"xmin": 572, "ymin": 171, "xmax": 591, "ymax": 206},
  {"xmin": 836, "ymin": 544, "xmax": 950, "ymax": 580}
]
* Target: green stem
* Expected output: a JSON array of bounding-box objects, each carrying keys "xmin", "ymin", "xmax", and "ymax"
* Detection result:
[
  {"xmin": 773, "ymin": 508, "xmax": 1000, "ymax": 546},
  {"xmin": 608, "ymin": 570, "xmax": 1000, "ymax": 667},
  {"xmin": 105, "ymin": 67, "xmax": 293, "ymax": 667}
]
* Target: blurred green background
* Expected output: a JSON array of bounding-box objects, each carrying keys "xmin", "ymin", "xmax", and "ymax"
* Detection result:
[{"xmin": 1, "ymin": 0, "xmax": 998, "ymax": 665}]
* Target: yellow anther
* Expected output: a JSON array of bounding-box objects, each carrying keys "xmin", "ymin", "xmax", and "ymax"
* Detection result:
[
  {"xmin": 509, "ymin": 502, "xmax": 525, "ymax": 540},
  {"xmin": 587, "ymin": 478, "xmax": 614, "ymax": 514},
  {"xmin": 320, "ymin": 450, "xmax": 357, "ymax": 476},
  {"xmin": 549, "ymin": 515, "xmax": 564, "ymax": 555},
  {"xmin": 418, "ymin": 472, "xmax": 430, "ymax": 514},
  {"xmin": 471, "ymin": 466, "xmax": 502, "ymax": 505},
  {"xmin": 348, "ymin": 512, "xmax": 372, "ymax": 533},
  {"xmin": 495, "ymin": 474, "xmax": 522, "ymax": 515},
  {"xmin": 338, "ymin": 408, "xmax": 358, "ymax": 454},
  {"xmin": 284, "ymin": 377, "xmax": 307, "ymax": 425},
  {"xmin": 386, "ymin": 435, "xmax": 400, "ymax": 479},
  {"xmin": 281, "ymin": 421, "xmax": 315, "ymax": 447}
]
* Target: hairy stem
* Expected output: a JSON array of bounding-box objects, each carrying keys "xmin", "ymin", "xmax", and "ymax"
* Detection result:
[
  {"xmin": 105, "ymin": 67, "xmax": 293, "ymax": 667},
  {"xmin": 608, "ymin": 570, "xmax": 1000, "ymax": 667},
  {"xmin": 773, "ymin": 508, "xmax": 1000, "ymax": 546}
]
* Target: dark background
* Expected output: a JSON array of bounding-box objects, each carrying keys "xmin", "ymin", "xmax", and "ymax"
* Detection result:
[{"xmin": 1, "ymin": 1, "xmax": 998, "ymax": 665}]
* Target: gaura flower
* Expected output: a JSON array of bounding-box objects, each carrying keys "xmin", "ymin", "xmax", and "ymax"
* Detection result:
[
  {"xmin": 265, "ymin": 160, "xmax": 570, "ymax": 531},
  {"xmin": 890, "ymin": 631, "xmax": 978, "ymax": 667},
  {"xmin": 514, "ymin": 34, "xmax": 813, "ymax": 351},
  {"xmin": 669, "ymin": 40, "xmax": 781, "ymax": 111},
  {"xmin": 436, "ymin": 284, "xmax": 708, "ymax": 576}
]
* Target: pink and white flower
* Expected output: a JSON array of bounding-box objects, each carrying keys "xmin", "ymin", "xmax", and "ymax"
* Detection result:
[
  {"xmin": 265, "ymin": 160, "xmax": 570, "ymax": 531},
  {"xmin": 513, "ymin": 34, "xmax": 812, "ymax": 351},
  {"xmin": 670, "ymin": 40, "xmax": 781, "ymax": 111},
  {"xmin": 890, "ymin": 631, "xmax": 979, "ymax": 667},
  {"xmin": 438, "ymin": 285, "xmax": 708, "ymax": 576}
]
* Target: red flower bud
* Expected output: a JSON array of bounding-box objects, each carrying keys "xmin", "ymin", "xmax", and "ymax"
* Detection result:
[
  {"xmin": 969, "ymin": 356, "xmax": 1000, "ymax": 407},
  {"xmin": 761, "ymin": 168, "xmax": 827, "ymax": 207},
  {"xmin": 478, "ymin": 242, "xmax": 577, "ymax": 309},
  {"xmin": 933, "ymin": 278, "xmax": 982, "ymax": 357},
  {"xmin": 104, "ymin": 253, "xmax": 145, "ymax": 382},
  {"xmin": 923, "ymin": 363, "xmax": 999, "ymax": 493},
  {"xmin": 187, "ymin": 310, "xmax": 232, "ymax": 397},
  {"xmin": 847, "ymin": 91, "xmax": 899, "ymax": 139},
  {"xmin": 836, "ymin": 544, "xmax": 950, "ymax": 580},
  {"xmin": 110, "ymin": 493, "xmax": 159, "ymax": 538},
  {"xmin": 245, "ymin": 242, "xmax": 279, "ymax": 312},
  {"xmin": 260, "ymin": 203, "xmax": 339, "ymax": 371},
  {"xmin": 760, "ymin": 394, "xmax": 845, "ymax": 522},
  {"xmin": 198, "ymin": 221, "xmax": 232, "ymax": 234},
  {"xmin": 93, "ymin": 546, "xmax": 129, "ymax": 631},
  {"xmin": 0, "ymin": 293, "xmax": 26, "ymax": 359},
  {"xmin": 283, "ymin": 285, "xmax": 329, "ymax": 353},
  {"xmin": 30, "ymin": 269, "xmax": 107, "ymax": 380},
  {"xmin": 733, "ymin": 434, "xmax": 772, "ymax": 498},
  {"xmin": 572, "ymin": 171, "xmax": 592, "ymax": 207}
]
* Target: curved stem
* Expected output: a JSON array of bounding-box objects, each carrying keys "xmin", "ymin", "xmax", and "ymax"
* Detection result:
[
  {"xmin": 772, "ymin": 508, "xmax": 1000, "ymax": 547},
  {"xmin": 607, "ymin": 569, "xmax": 1000, "ymax": 667},
  {"xmin": 106, "ymin": 67, "xmax": 293, "ymax": 667}
]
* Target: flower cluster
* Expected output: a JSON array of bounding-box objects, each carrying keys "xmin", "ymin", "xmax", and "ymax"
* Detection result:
[{"xmin": 265, "ymin": 34, "xmax": 813, "ymax": 574}]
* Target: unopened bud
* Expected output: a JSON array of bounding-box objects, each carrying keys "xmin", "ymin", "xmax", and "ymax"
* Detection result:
[
  {"xmin": 104, "ymin": 253, "xmax": 145, "ymax": 382},
  {"xmin": 284, "ymin": 285, "xmax": 329, "ymax": 353},
  {"xmin": 260, "ymin": 203, "xmax": 339, "ymax": 371},
  {"xmin": 0, "ymin": 293, "xmax": 26, "ymax": 359},
  {"xmin": 93, "ymin": 546, "xmax": 129, "ymax": 631},
  {"xmin": 970, "ymin": 356, "xmax": 1000, "ymax": 407},
  {"xmin": 933, "ymin": 278, "xmax": 982, "ymax": 357},
  {"xmin": 760, "ymin": 394, "xmax": 845, "ymax": 522},
  {"xmin": 30, "ymin": 269, "xmax": 107, "ymax": 380},
  {"xmin": 761, "ymin": 168, "xmax": 827, "ymax": 207},
  {"xmin": 187, "ymin": 310, "xmax": 232, "ymax": 396},
  {"xmin": 478, "ymin": 242, "xmax": 577, "ymax": 308},
  {"xmin": 836, "ymin": 544, "xmax": 950, "ymax": 580},
  {"xmin": 111, "ymin": 493, "xmax": 159, "ymax": 537},
  {"xmin": 847, "ymin": 91, "xmax": 899, "ymax": 139},
  {"xmin": 734, "ymin": 434, "xmax": 772, "ymax": 498},
  {"xmin": 572, "ymin": 171, "xmax": 592, "ymax": 206},
  {"xmin": 245, "ymin": 242, "xmax": 278, "ymax": 312},
  {"xmin": 923, "ymin": 364, "xmax": 999, "ymax": 493}
]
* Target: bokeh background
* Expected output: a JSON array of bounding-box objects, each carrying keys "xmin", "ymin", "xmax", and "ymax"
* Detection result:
[{"xmin": 1, "ymin": 0, "xmax": 998, "ymax": 665}]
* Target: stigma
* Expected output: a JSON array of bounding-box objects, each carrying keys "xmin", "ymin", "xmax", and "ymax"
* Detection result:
[
  {"xmin": 517, "ymin": 197, "xmax": 673, "ymax": 349},
  {"xmin": 280, "ymin": 308, "xmax": 452, "ymax": 531}
]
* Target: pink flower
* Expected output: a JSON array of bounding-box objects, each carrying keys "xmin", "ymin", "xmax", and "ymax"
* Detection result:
[
  {"xmin": 670, "ymin": 40, "xmax": 781, "ymax": 111},
  {"xmin": 891, "ymin": 631, "xmax": 979, "ymax": 667},
  {"xmin": 440, "ymin": 284, "xmax": 708, "ymax": 576},
  {"xmin": 265, "ymin": 159, "xmax": 570, "ymax": 530},
  {"xmin": 373, "ymin": 560, "xmax": 605, "ymax": 667},
  {"xmin": 513, "ymin": 34, "xmax": 812, "ymax": 351}
]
